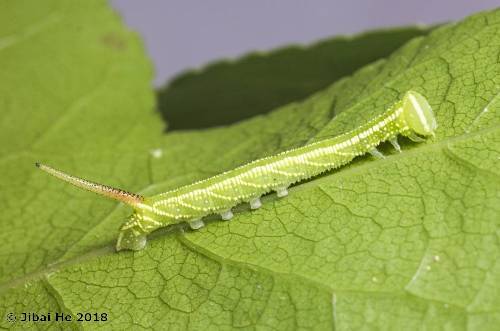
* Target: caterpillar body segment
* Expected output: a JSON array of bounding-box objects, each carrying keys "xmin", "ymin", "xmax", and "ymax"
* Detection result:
[{"xmin": 37, "ymin": 91, "xmax": 437, "ymax": 251}]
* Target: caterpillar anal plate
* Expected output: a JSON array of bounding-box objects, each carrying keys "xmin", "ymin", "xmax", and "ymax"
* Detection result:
[
  {"xmin": 189, "ymin": 219, "xmax": 205, "ymax": 229},
  {"xmin": 250, "ymin": 197, "xmax": 262, "ymax": 209},
  {"xmin": 221, "ymin": 209, "xmax": 233, "ymax": 221}
]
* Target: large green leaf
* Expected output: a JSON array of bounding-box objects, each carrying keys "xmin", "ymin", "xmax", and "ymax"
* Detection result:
[
  {"xmin": 0, "ymin": 0, "xmax": 160, "ymax": 328},
  {"xmin": 157, "ymin": 27, "xmax": 431, "ymax": 130},
  {"xmin": 1, "ymin": 3, "xmax": 499, "ymax": 331}
]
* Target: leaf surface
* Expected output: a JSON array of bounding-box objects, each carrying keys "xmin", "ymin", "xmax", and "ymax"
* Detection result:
[{"xmin": 1, "ymin": 4, "xmax": 499, "ymax": 330}]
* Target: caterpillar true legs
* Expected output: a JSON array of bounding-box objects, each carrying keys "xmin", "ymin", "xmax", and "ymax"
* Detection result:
[
  {"xmin": 389, "ymin": 137, "xmax": 402, "ymax": 152},
  {"xmin": 37, "ymin": 90, "xmax": 437, "ymax": 251}
]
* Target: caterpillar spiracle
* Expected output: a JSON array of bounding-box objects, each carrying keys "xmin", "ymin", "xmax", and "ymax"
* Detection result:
[{"xmin": 36, "ymin": 91, "xmax": 437, "ymax": 251}]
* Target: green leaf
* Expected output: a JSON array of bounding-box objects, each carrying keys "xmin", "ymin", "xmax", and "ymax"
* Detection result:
[
  {"xmin": 0, "ymin": 0, "xmax": 160, "ymax": 326},
  {"xmin": 1, "ymin": 4, "xmax": 499, "ymax": 331},
  {"xmin": 157, "ymin": 27, "xmax": 431, "ymax": 130}
]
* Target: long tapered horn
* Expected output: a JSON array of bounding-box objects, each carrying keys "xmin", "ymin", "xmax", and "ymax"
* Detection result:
[{"xmin": 36, "ymin": 162, "xmax": 143, "ymax": 207}]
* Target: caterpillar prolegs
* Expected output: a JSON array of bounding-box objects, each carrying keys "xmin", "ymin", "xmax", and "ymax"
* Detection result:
[{"xmin": 37, "ymin": 91, "xmax": 437, "ymax": 251}]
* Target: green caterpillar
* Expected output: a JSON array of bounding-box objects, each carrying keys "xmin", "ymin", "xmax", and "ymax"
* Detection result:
[{"xmin": 37, "ymin": 90, "xmax": 437, "ymax": 251}]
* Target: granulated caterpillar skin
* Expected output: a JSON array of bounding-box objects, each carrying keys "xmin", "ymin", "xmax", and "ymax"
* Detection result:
[{"xmin": 37, "ymin": 90, "xmax": 437, "ymax": 251}]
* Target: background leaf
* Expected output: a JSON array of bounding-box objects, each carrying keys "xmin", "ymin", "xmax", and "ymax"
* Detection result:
[
  {"xmin": 0, "ymin": 0, "xmax": 161, "ymax": 327},
  {"xmin": 1, "ymin": 3, "xmax": 499, "ymax": 330},
  {"xmin": 157, "ymin": 27, "xmax": 431, "ymax": 130}
]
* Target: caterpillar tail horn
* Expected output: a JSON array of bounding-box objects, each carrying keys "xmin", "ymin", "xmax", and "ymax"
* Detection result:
[{"xmin": 35, "ymin": 162, "xmax": 144, "ymax": 207}]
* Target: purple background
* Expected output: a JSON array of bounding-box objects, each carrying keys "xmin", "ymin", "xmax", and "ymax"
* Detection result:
[{"xmin": 111, "ymin": 0, "xmax": 499, "ymax": 87}]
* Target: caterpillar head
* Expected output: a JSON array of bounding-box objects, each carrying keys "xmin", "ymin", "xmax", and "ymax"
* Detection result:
[{"xmin": 401, "ymin": 91, "xmax": 437, "ymax": 137}]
